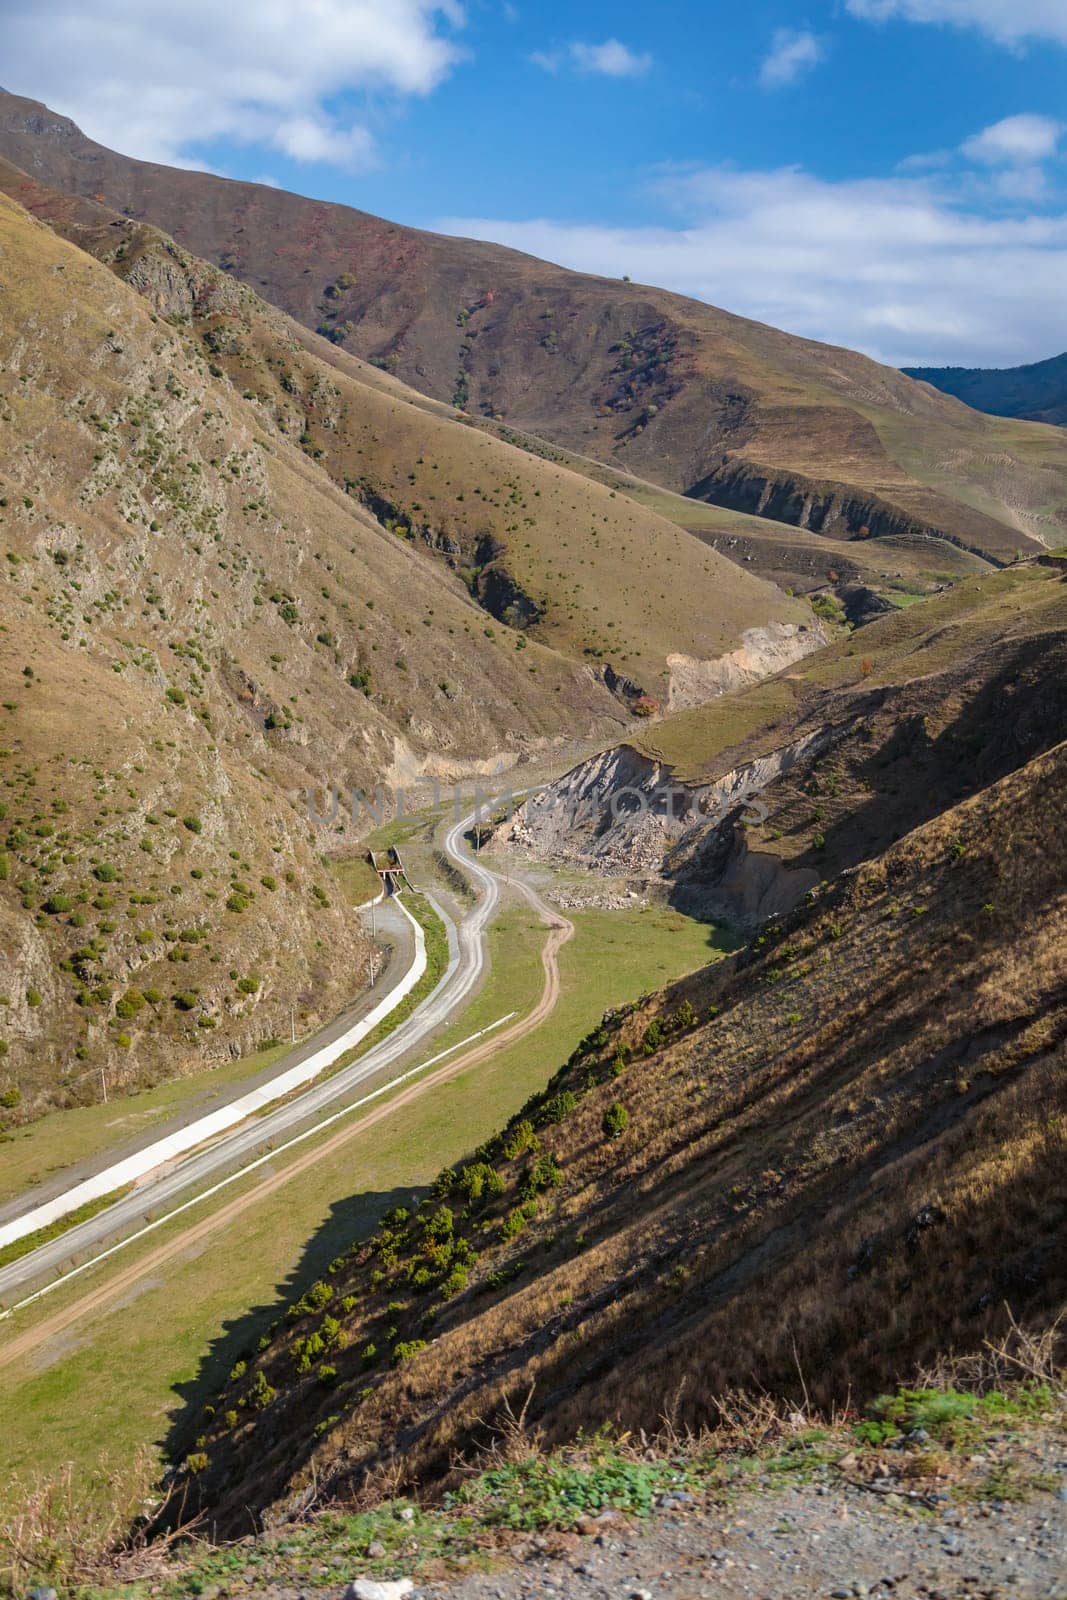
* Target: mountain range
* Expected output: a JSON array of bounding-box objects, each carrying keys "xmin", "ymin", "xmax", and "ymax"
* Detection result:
[
  {"xmin": 2, "ymin": 87, "xmax": 1065, "ymax": 570},
  {"xmin": 905, "ymin": 351, "xmax": 1067, "ymax": 429},
  {"xmin": 0, "ymin": 82, "xmax": 1065, "ymax": 1582}
]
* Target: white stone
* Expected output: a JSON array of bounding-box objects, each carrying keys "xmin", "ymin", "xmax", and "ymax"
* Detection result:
[{"xmin": 346, "ymin": 1581, "xmax": 414, "ymax": 1600}]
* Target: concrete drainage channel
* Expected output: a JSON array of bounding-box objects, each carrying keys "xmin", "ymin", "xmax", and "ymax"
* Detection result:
[
  {"xmin": 0, "ymin": 810, "xmax": 503, "ymax": 1309},
  {"xmin": 0, "ymin": 896, "xmax": 428, "ymax": 1257}
]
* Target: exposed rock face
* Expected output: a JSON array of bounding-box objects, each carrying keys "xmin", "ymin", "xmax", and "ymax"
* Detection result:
[
  {"xmin": 666, "ymin": 621, "xmax": 826, "ymax": 711},
  {"xmin": 500, "ymin": 728, "xmax": 834, "ymax": 922}
]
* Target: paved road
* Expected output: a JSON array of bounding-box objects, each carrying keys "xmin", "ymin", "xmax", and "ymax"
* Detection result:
[
  {"xmin": 0, "ymin": 885, "xmax": 573, "ymax": 1366},
  {"xmin": 0, "ymin": 892, "xmax": 416, "ymax": 1234},
  {"xmin": 0, "ymin": 811, "xmax": 504, "ymax": 1307},
  {"xmin": 0, "ymin": 896, "xmax": 427, "ymax": 1251}
]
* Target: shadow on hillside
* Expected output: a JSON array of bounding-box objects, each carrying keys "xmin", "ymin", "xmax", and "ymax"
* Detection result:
[
  {"xmin": 790, "ymin": 636, "xmax": 1067, "ymax": 877},
  {"xmin": 163, "ymin": 1182, "xmax": 427, "ymax": 1467}
]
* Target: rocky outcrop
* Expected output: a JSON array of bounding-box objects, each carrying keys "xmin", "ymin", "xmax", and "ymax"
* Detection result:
[
  {"xmin": 688, "ymin": 457, "xmax": 936, "ymax": 543},
  {"xmin": 666, "ymin": 621, "xmax": 825, "ymax": 711},
  {"xmin": 500, "ymin": 725, "xmax": 837, "ymax": 922}
]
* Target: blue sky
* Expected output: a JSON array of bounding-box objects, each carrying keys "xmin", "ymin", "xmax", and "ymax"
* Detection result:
[{"xmin": 7, "ymin": 0, "xmax": 1067, "ymax": 366}]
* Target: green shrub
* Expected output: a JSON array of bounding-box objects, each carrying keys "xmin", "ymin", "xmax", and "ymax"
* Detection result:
[
  {"xmin": 671, "ymin": 999, "xmax": 697, "ymax": 1031},
  {"xmin": 641, "ymin": 1018, "xmax": 665, "ymax": 1054},
  {"xmin": 520, "ymin": 1153, "xmax": 563, "ymax": 1200},
  {"xmin": 500, "ymin": 1209, "xmax": 528, "ymax": 1239},
  {"xmin": 417, "ymin": 1208, "xmax": 453, "ymax": 1249},
  {"xmin": 42, "ymin": 893, "xmax": 73, "ymax": 914},
  {"xmin": 289, "ymin": 1279, "xmax": 333, "ymax": 1319},
  {"xmin": 173, "ymin": 990, "xmax": 198, "ymax": 1010},
  {"xmin": 249, "ymin": 1370, "xmax": 276, "ymax": 1410},
  {"xmin": 115, "ymin": 988, "xmax": 146, "ymax": 1019},
  {"xmin": 393, "ymin": 1339, "xmax": 428, "ymax": 1365},
  {"xmin": 538, "ymin": 1090, "xmax": 577, "ymax": 1126},
  {"xmin": 502, "ymin": 1119, "xmax": 539, "ymax": 1160},
  {"xmin": 182, "ymin": 816, "xmax": 202, "ymax": 834},
  {"xmin": 25, "ymin": 988, "xmax": 41, "ymax": 1008},
  {"xmin": 458, "ymin": 1161, "xmax": 505, "ymax": 1204},
  {"xmin": 236, "ymin": 974, "xmax": 260, "ymax": 995},
  {"xmin": 441, "ymin": 1264, "xmax": 470, "ymax": 1298},
  {"xmin": 0, "ymin": 1084, "xmax": 20, "ymax": 1109},
  {"xmin": 602, "ymin": 1102, "xmax": 629, "ymax": 1139}
]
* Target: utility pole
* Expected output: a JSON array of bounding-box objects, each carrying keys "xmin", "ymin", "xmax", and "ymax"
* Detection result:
[
  {"xmin": 290, "ymin": 1003, "xmax": 296, "ymax": 1044},
  {"xmin": 100, "ymin": 1067, "xmax": 108, "ymax": 1105}
]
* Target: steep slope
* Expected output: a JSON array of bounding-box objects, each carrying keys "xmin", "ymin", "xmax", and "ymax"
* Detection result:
[
  {"xmin": 0, "ymin": 156, "xmax": 816, "ymax": 712},
  {"xmin": 180, "ymin": 718, "xmax": 1067, "ymax": 1534},
  {"xmin": 906, "ymin": 351, "xmax": 1067, "ymax": 428},
  {"xmin": 501, "ymin": 565, "xmax": 1067, "ymax": 910},
  {"xmin": 0, "ymin": 186, "xmax": 636, "ymax": 1123},
  {"xmin": 2, "ymin": 90, "xmax": 1065, "ymax": 563}
]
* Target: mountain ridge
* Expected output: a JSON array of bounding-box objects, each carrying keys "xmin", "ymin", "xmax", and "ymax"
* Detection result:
[
  {"xmin": 2, "ymin": 89, "xmax": 1065, "ymax": 565},
  {"xmin": 905, "ymin": 351, "xmax": 1067, "ymax": 428}
]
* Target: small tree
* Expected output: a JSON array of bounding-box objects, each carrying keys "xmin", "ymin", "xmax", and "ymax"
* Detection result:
[{"xmin": 603, "ymin": 1102, "xmax": 629, "ymax": 1139}]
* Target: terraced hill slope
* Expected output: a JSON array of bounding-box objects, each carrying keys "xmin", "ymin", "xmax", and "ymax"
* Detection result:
[
  {"xmin": 2, "ymin": 90, "xmax": 1065, "ymax": 564},
  {"xmin": 179, "ymin": 653, "xmax": 1067, "ymax": 1534}
]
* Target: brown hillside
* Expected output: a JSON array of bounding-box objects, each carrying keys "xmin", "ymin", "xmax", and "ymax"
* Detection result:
[
  {"xmin": 0, "ymin": 155, "xmax": 814, "ymax": 708},
  {"xmin": 0, "ymin": 186, "xmax": 625, "ymax": 1121},
  {"xmin": 182, "ymin": 711, "xmax": 1066, "ymax": 1535},
  {"xmin": 2, "ymin": 91, "xmax": 1064, "ymax": 563},
  {"xmin": 496, "ymin": 566, "xmax": 1067, "ymax": 914}
]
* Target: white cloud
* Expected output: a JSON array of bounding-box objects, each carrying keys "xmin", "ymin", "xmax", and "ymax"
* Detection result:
[
  {"xmin": 846, "ymin": 0, "xmax": 1067, "ymax": 47},
  {"xmin": 571, "ymin": 39, "xmax": 652, "ymax": 76},
  {"xmin": 438, "ymin": 156, "xmax": 1067, "ymax": 368},
  {"xmin": 3, "ymin": 0, "xmax": 463, "ymax": 167},
  {"xmin": 759, "ymin": 29, "xmax": 825, "ymax": 88},
  {"xmin": 273, "ymin": 116, "xmax": 377, "ymax": 170},
  {"xmin": 532, "ymin": 39, "xmax": 652, "ymax": 77},
  {"xmin": 961, "ymin": 113, "xmax": 1063, "ymax": 164}
]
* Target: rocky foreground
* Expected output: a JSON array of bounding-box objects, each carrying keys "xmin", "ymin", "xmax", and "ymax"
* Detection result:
[{"xmin": 36, "ymin": 1392, "xmax": 1060, "ymax": 1600}]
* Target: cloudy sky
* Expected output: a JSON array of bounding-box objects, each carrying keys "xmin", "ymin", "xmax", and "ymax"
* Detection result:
[{"xmin": 5, "ymin": 0, "xmax": 1067, "ymax": 368}]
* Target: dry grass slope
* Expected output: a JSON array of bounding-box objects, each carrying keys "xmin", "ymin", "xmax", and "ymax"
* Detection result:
[
  {"xmin": 180, "ymin": 722, "xmax": 1066, "ymax": 1534},
  {"xmin": 0, "ymin": 187, "xmax": 640, "ymax": 1119},
  {"xmin": 2, "ymin": 90, "xmax": 1065, "ymax": 563}
]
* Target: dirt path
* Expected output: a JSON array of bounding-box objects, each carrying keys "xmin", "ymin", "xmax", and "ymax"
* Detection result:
[{"xmin": 0, "ymin": 900, "xmax": 573, "ymax": 1371}]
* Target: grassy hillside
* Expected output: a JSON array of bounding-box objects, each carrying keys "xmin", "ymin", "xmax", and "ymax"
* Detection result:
[
  {"xmin": 0, "ymin": 158, "xmax": 814, "ymax": 710},
  {"xmin": 634, "ymin": 565, "xmax": 1067, "ymax": 782},
  {"xmin": 0, "ymin": 190, "xmax": 617, "ymax": 1121},
  {"xmin": 906, "ymin": 351, "xmax": 1067, "ymax": 427},
  {"xmin": 178, "ymin": 725, "xmax": 1067, "ymax": 1534},
  {"xmin": 2, "ymin": 91, "xmax": 1065, "ymax": 563}
]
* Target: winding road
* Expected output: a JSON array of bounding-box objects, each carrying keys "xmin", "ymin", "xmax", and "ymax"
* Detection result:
[{"xmin": 0, "ymin": 809, "xmax": 572, "ymax": 1341}]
